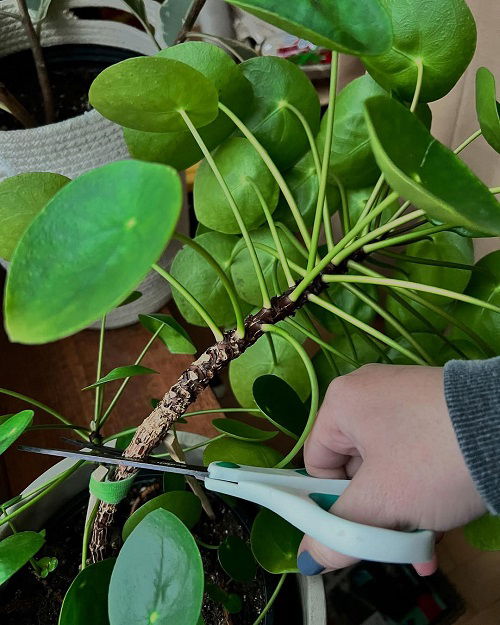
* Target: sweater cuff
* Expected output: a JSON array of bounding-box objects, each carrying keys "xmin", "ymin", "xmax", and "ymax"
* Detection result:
[{"xmin": 444, "ymin": 357, "xmax": 500, "ymax": 515}]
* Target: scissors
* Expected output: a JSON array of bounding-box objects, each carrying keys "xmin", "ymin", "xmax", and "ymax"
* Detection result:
[{"xmin": 19, "ymin": 440, "xmax": 434, "ymax": 565}]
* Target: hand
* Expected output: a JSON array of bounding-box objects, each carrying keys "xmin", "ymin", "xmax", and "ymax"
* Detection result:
[{"xmin": 297, "ymin": 364, "xmax": 486, "ymax": 576}]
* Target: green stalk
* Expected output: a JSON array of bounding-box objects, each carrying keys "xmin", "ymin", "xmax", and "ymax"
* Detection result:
[
  {"xmin": 363, "ymin": 224, "xmax": 449, "ymax": 253},
  {"xmin": 153, "ymin": 264, "xmax": 224, "ymax": 341},
  {"xmin": 262, "ymin": 325, "xmax": 319, "ymax": 469},
  {"xmin": 93, "ymin": 316, "xmax": 106, "ymax": 429},
  {"xmin": 152, "ymin": 434, "xmax": 227, "ymax": 458},
  {"xmin": 218, "ymin": 102, "xmax": 311, "ymax": 247},
  {"xmin": 377, "ymin": 250, "xmax": 480, "ymax": 272},
  {"xmin": 252, "ymin": 574, "xmax": 287, "ymax": 625},
  {"xmin": 253, "ymin": 242, "xmax": 307, "ymax": 276},
  {"xmin": 410, "ymin": 58, "xmax": 424, "ymax": 112},
  {"xmin": 355, "ymin": 174, "xmax": 386, "ymax": 225},
  {"xmin": 81, "ymin": 500, "xmax": 99, "ymax": 569},
  {"xmin": 174, "ymin": 231, "xmax": 245, "ymax": 337},
  {"xmin": 336, "ymin": 176, "xmax": 350, "ymax": 234},
  {"xmin": 308, "ymin": 294, "xmax": 427, "ymax": 365},
  {"xmin": 386, "ymin": 200, "xmax": 411, "ymax": 224},
  {"xmin": 454, "ymin": 129, "xmax": 482, "ymax": 154},
  {"xmin": 275, "ymin": 222, "xmax": 309, "ymax": 259},
  {"xmin": 28, "ymin": 424, "xmax": 91, "ymax": 432},
  {"xmin": 247, "ymin": 178, "xmax": 294, "ymax": 286},
  {"xmin": 490, "ymin": 187, "xmax": 500, "ymax": 194},
  {"xmin": 179, "ymin": 109, "xmax": 271, "ymax": 309}
]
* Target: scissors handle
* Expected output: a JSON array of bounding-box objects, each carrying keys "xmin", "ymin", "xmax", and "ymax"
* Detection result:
[{"xmin": 205, "ymin": 463, "xmax": 434, "ymax": 565}]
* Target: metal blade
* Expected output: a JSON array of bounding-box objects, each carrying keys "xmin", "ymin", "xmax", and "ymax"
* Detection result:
[{"xmin": 18, "ymin": 445, "xmax": 209, "ymax": 481}]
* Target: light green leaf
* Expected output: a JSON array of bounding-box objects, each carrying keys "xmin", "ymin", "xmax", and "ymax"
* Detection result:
[
  {"xmin": 0, "ymin": 409, "xmax": 34, "ymax": 456},
  {"xmin": 59, "ymin": 558, "xmax": 115, "ymax": 625},
  {"xmin": 83, "ymin": 365, "xmax": 158, "ymax": 390},
  {"xmin": 251, "ymin": 508, "xmax": 301, "ymax": 574},
  {"xmin": 0, "ymin": 531, "xmax": 44, "ymax": 585},
  {"xmin": 109, "ymin": 509, "xmax": 203, "ymax": 625},
  {"xmin": 464, "ymin": 514, "xmax": 500, "ymax": 551},
  {"xmin": 211, "ymin": 418, "xmax": 278, "ymax": 442},
  {"xmin": 0, "ymin": 172, "xmax": 69, "ymax": 260},
  {"xmin": 90, "ymin": 56, "xmax": 218, "ymax": 132},
  {"xmin": 139, "ymin": 313, "xmax": 196, "ymax": 354},
  {"xmin": 252, "ymin": 375, "xmax": 307, "ymax": 439},
  {"xmin": 361, "ymin": 0, "xmax": 477, "ymax": 102},
  {"xmin": 203, "ymin": 437, "xmax": 283, "ymax": 468},
  {"xmin": 122, "ymin": 491, "xmax": 201, "ymax": 540},
  {"xmin": 476, "ymin": 67, "xmax": 500, "ymax": 153},
  {"xmin": 5, "ymin": 161, "xmax": 182, "ymax": 344},
  {"xmin": 365, "ymin": 96, "xmax": 500, "ymax": 236},
  {"xmin": 218, "ymin": 536, "xmax": 257, "ymax": 582},
  {"xmin": 224, "ymin": 0, "xmax": 392, "ymax": 56}
]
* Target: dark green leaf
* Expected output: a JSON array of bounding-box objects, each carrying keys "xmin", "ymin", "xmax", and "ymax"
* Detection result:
[
  {"xmin": 365, "ymin": 96, "xmax": 500, "ymax": 236},
  {"xmin": 139, "ymin": 313, "xmax": 196, "ymax": 354},
  {"xmin": 361, "ymin": 0, "xmax": 477, "ymax": 102},
  {"xmin": 212, "ymin": 418, "xmax": 277, "ymax": 442},
  {"xmin": 109, "ymin": 509, "xmax": 203, "ymax": 625},
  {"xmin": 59, "ymin": 558, "xmax": 115, "ymax": 625},
  {"xmin": 252, "ymin": 375, "xmax": 307, "ymax": 439},
  {"xmin": 251, "ymin": 508, "xmax": 301, "ymax": 573},
  {"xmin": 0, "ymin": 410, "xmax": 33, "ymax": 456},
  {"xmin": 122, "ymin": 0, "xmax": 153, "ymax": 30},
  {"xmin": 163, "ymin": 472, "xmax": 186, "ymax": 492},
  {"xmin": 118, "ymin": 291, "xmax": 142, "ymax": 307},
  {"xmin": 0, "ymin": 172, "xmax": 69, "ymax": 261},
  {"xmin": 205, "ymin": 583, "xmax": 242, "ymax": 614},
  {"xmin": 83, "ymin": 365, "xmax": 158, "ymax": 390},
  {"xmin": 224, "ymin": 0, "xmax": 392, "ymax": 56},
  {"xmin": 476, "ymin": 67, "xmax": 500, "ymax": 153},
  {"xmin": 5, "ymin": 161, "xmax": 182, "ymax": 344},
  {"xmin": 124, "ymin": 42, "xmax": 252, "ymax": 170},
  {"xmin": 229, "ymin": 323, "xmax": 309, "ymax": 407},
  {"xmin": 160, "ymin": 0, "xmax": 197, "ymax": 46},
  {"xmin": 218, "ymin": 536, "xmax": 256, "ymax": 582},
  {"xmin": 464, "ymin": 514, "xmax": 500, "ymax": 551},
  {"xmin": 90, "ymin": 57, "xmax": 218, "ymax": 132},
  {"xmin": 122, "ymin": 491, "xmax": 201, "ymax": 540},
  {"xmin": 203, "ymin": 437, "xmax": 283, "ymax": 468},
  {"xmin": 240, "ymin": 56, "xmax": 320, "ymax": 170},
  {"xmin": 0, "ymin": 531, "xmax": 44, "ymax": 584},
  {"xmin": 386, "ymin": 332, "xmax": 484, "ymax": 365}
]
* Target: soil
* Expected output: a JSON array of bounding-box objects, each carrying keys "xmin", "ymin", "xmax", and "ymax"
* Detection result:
[
  {"xmin": 0, "ymin": 44, "xmax": 139, "ymax": 130},
  {"xmin": 0, "ymin": 475, "xmax": 274, "ymax": 625}
]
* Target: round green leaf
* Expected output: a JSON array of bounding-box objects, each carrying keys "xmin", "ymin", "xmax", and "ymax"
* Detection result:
[
  {"xmin": 139, "ymin": 313, "xmax": 196, "ymax": 355},
  {"xmin": 0, "ymin": 409, "xmax": 34, "ymax": 456},
  {"xmin": 194, "ymin": 137, "xmax": 279, "ymax": 234},
  {"xmin": 252, "ymin": 375, "xmax": 307, "ymax": 439},
  {"xmin": 59, "ymin": 558, "xmax": 115, "ymax": 625},
  {"xmin": 0, "ymin": 172, "xmax": 69, "ymax": 260},
  {"xmin": 124, "ymin": 42, "xmax": 253, "ymax": 170},
  {"xmin": 203, "ymin": 437, "xmax": 283, "ymax": 468},
  {"xmin": 0, "ymin": 531, "xmax": 44, "ymax": 585},
  {"xmin": 109, "ymin": 509, "xmax": 203, "ymax": 625},
  {"xmin": 83, "ymin": 365, "xmax": 158, "ymax": 390},
  {"xmin": 240, "ymin": 56, "xmax": 321, "ymax": 170},
  {"xmin": 344, "ymin": 187, "xmax": 399, "ymax": 226},
  {"xmin": 230, "ymin": 227, "xmax": 304, "ymax": 306},
  {"xmin": 251, "ymin": 508, "xmax": 302, "ymax": 574},
  {"xmin": 317, "ymin": 75, "xmax": 386, "ymax": 189},
  {"xmin": 212, "ymin": 418, "xmax": 278, "ymax": 442},
  {"xmin": 5, "ymin": 161, "xmax": 182, "ymax": 344},
  {"xmin": 452, "ymin": 250, "xmax": 500, "ymax": 355},
  {"xmin": 163, "ymin": 472, "xmax": 186, "ymax": 493},
  {"xmin": 90, "ymin": 56, "xmax": 219, "ymax": 132},
  {"xmin": 229, "ymin": 323, "xmax": 309, "ymax": 407},
  {"xmin": 476, "ymin": 67, "xmax": 500, "ymax": 154},
  {"xmin": 385, "ymin": 231, "xmax": 473, "ymax": 333},
  {"xmin": 361, "ymin": 0, "xmax": 477, "ymax": 102},
  {"xmin": 365, "ymin": 96, "xmax": 500, "ymax": 236},
  {"xmin": 464, "ymin": 514, "xmax": 500, "ymax": 551},
  {"xmin": 386, "ymin": 332, "xmax": 485, "ymax": 366},
  {"xmin": 218, "ymin": 536, "xmax": 257, "ymax": 582},
  {"xmin": 170, "ymin": 231, "xmax": 249, "ymax": 328},
  {"xmin": 205, "ymin": 584, "xmax": 242, "ymax": 614},
  {"xmin": 122, "ymin": 491, "xmax": 202, "ymax": 541},
  {"xmin": 224, "ymin": 0, "xmax": 392, "ymax": 56}
]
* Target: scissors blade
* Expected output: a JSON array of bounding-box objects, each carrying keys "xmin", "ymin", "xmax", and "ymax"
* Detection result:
[{"xmin": 18, "ymin": 445, "xmax": 209, "ymax": 481}]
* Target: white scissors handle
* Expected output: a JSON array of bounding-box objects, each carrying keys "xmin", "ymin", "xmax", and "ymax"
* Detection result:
[{"xmin": 205, "ymin": 463, "xmax": 435, "ymax": 565}]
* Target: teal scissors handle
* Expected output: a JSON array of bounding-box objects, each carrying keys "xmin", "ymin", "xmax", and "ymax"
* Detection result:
[{"xmin": 205, "ymin": 463, "xmax": 435, "ymax": 565}]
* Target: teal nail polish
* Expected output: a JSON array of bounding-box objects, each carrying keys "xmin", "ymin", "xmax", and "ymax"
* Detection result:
[{"xmin": 297, "ymin": 551, "xmax": 325, "ymax": 576}]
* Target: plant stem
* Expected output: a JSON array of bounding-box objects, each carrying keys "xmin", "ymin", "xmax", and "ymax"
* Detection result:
[
  {"xmin": 252, "ymin": 574, "xmax": 287, "ymax": 625},
  {"xmin": 356, "ymin": 174, "xmax": 386, "ymax": 225},
  {"xmin": 28, "ymin": 423, "xmax": 91, "ymax": 432},
  {"xmin": 81, "ymin": 500, "xmax": 99, "ymax": 569},
  {"xmin": 386, "ymin": 200, "xmax": 411, "ymax": 224},
  {"xmin": 454, "ymin": 129, "xmax": 482, "ymax": 154},
  {"xmin": 265, "ymin": 332, "xmax": 279, "ymax": 366},
  {"xmin": 377, "ymin": 250, "xmax": 480, "ymax": 272},
  {"xmin": 153, "ymin": 263, "xmax": 224, "ymax": 341},
  {"xmin": 410, "ymin": 58, "xmax": 424, "ymax": 112},
  {"xmin": 218, "ymin": 102, "xmax": 311, "ymax": 247},
  {"xmin": 363, "ymin": 224, "xmax": 449, "ymax": 253},
  {"xmin": 174, "ymin": 0, "xmax": 207, "ymax": 44},
  {"xmin": 93, "ymin": 316, "xmax": 106, "ymax": 430},
  {"xmin": 0, "ymin": 82, "xmax": 36, "ymax": 128},
  {"xmin": 15, "ymin": 0, "xmax": 54, "ymax": 124},
  {"xmin": 174, "ymin": 232, "xmax": 245, "ymax": 337},
  {"xmin": 180, "ymin": 109, "xmax": 271, "ymax": 309},
  {"xmin": 275, "ymin": 223, "xmax": 309, "ymax": 259},
  {"xmin": 490, "ymin": 187, "xmax": 500, "ymax": 194}
]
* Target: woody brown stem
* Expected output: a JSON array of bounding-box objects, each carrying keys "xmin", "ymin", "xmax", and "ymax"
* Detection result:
[{"xmin": 174, "ymin": 0, "xmax": 207, "ymax": 44}]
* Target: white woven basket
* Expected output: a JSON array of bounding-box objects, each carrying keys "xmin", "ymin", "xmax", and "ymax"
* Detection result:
[{"xmin": 0, "ymin": 0, "xmax": 189, "ymax": 328}]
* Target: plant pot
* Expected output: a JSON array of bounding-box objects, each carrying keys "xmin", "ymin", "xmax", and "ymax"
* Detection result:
[
  {"xmin": 1, "ymin": 432, "xmax": 326, "ymax": 625},
  {"xmin": 0, "ymin": 0, "xmax": 188, "ymax": 328}
]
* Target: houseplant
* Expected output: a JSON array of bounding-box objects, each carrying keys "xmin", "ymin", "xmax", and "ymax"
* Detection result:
[{"xmin": 1, "ymin": 0, "xmax": 500, "ymax": 623}]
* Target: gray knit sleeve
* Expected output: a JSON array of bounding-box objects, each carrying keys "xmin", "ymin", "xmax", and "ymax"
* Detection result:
[{"xmin": 444, "ymin": 357, "xmax": 500, "ymax": 515}]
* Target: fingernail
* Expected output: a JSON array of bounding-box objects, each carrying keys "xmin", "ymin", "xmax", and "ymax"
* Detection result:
[{"xmin": 297, "ymin": 551, "xmax": 325, "ymax": 576}]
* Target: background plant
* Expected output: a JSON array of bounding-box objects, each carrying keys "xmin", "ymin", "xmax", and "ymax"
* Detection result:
[{"xmin": 1, "ymin": 0, "xmax": 500, "ymax": 624}]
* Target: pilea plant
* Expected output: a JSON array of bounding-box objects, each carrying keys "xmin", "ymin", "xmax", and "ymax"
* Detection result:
[{"xmin": 1, "ymin": 0, "xmax": 500, "ymax": 623}]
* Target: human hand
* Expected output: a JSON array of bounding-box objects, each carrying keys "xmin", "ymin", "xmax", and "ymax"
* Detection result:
[{"xmin": 297, "ymin": 364, "xmax": 486, "ymax": 576}]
